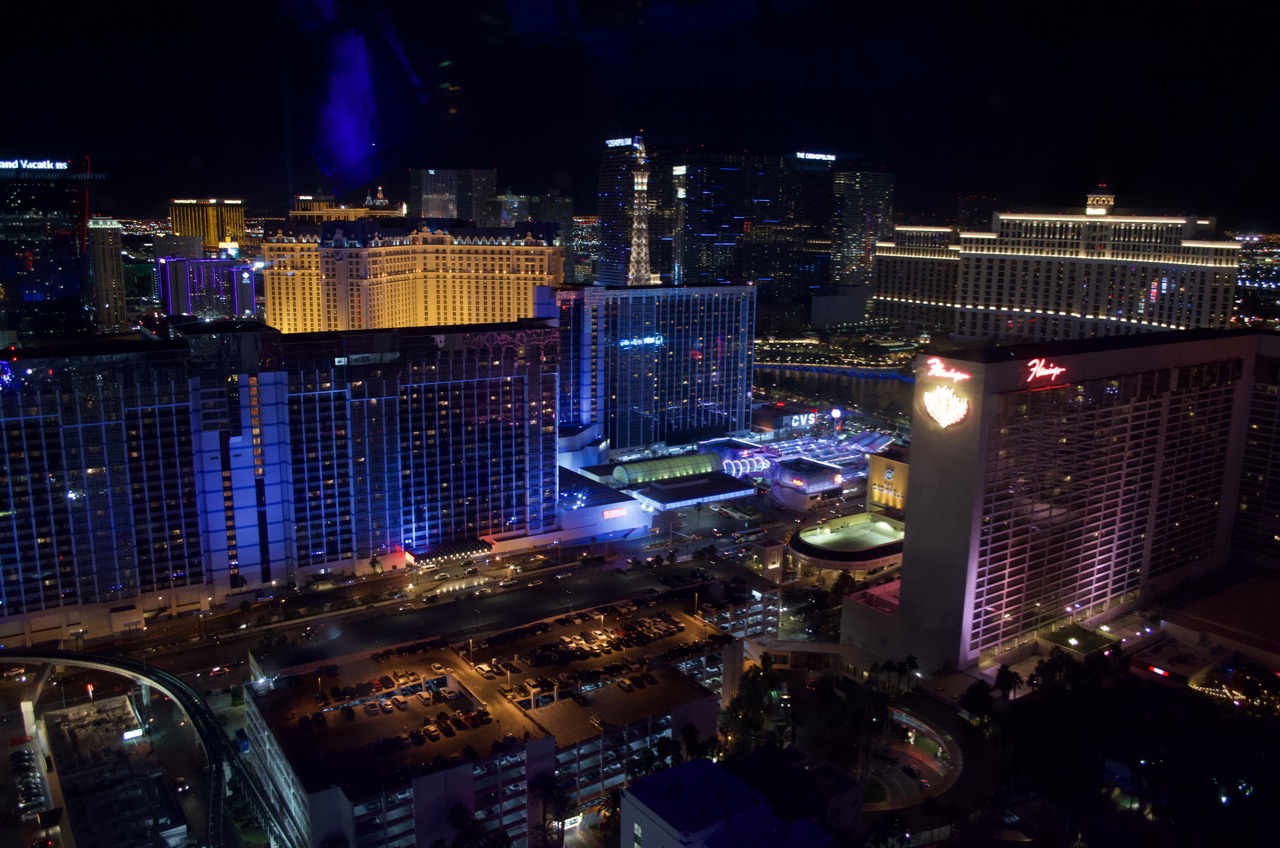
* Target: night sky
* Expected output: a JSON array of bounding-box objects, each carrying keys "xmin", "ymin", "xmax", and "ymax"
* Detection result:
[{"xmin": 7, "ymin": 0, "xmax": 1276, "ymax": 229}]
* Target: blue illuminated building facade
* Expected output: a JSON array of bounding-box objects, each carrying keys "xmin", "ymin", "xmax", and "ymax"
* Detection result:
[
  {"xmin": 0, "ymin": 341, "xmax": 205, "ymax": 615},
  {"xmin": 0, "ymin": 318, "xmax": 558, "ymax": 637},
  {"xmin": 558, "ymin": 285, "xmax": 756, "ymax": 455}
]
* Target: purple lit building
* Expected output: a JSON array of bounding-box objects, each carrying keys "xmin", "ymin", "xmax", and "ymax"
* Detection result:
[
  {"xmin": 155, "ymin": 256, "xmax": 259, "ymax": 319},
  {"xmin": 848, "ymin": 330, "xmax": 1272, "ymax": 672}
]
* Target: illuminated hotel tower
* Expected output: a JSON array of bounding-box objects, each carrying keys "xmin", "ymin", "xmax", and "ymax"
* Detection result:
[
  {"xmin": 557, "ymin": 284, "xmax": 756, "ymax": 452},
  {"xmin": 262, "ymin": 221, "xmax": 563, "ymax": 334},
  {"xmin": 627, "ymin": 137, "xmax": 652, "ymax": 286},
  {"xmin": 872, "ymin": 192, "xmax": 1239, "ymax": 340},
  {"xmin": 169, "ymin": 198, "xmax": 246, "ymax": 253},
  {"xmin": 87, "ymin": 218, "xmax": 127, "ymax": 331},
  {"xmin": 856, "ymin": 330, "xmax": 1259, "ymax": 673}
]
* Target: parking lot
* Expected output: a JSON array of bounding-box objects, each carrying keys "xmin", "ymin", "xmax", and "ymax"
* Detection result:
[{"xmin": 254, "ymin": 586, "xmax": 733, "ymax": 797}]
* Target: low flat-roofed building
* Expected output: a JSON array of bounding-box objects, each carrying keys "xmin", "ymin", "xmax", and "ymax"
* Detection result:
[
  {"xmin": 771, "ymin": 457, "xmax": 846, "ymax": 511},
  {"xmin": 630, "ymin": 473, "xmax": 758, "ymax": 513},
  {"xmin": 243, "ymin": 636, "xmax": 719, "ymax": 847},
  {"xmin": 787, "ymin": 513, "xmax": 904, "ymax": 582},
  {"xmin": 622, "ymin": 758, "xmax": 831, "ymax": 848},
  {"xmin": 46, "ymin": 696, "xmax": 189, "ymax": 848}
]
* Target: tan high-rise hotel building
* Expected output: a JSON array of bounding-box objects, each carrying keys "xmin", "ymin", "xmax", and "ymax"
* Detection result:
[{"xmin": 262, "ymin": 226, "xmax": 564, "ymax": 334}]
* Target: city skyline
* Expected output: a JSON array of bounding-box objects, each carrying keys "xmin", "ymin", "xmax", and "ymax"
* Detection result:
[{"xmin": 6, "ymin": 1, "xmax": 1277, "ymax": 229}]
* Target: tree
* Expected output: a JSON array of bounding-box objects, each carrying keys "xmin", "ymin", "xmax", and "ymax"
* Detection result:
[
  {"xmin": 369, "ymin": 554, "xmax": 382, "ymax": 574},
  {"xmin": 679, "ymin": 723, "xmax": 705, "ymax": 761},
  {"xmin": 445, "ymin": 802, "xmax": 485, "ymax": 848},
  {"xmin": 994, "ymin": 664, "xmax": 1024, "ymax": 700},
  {"xmin": 654, "ymin": 735, "xmax": 681, "ymax": 769},
  {"xmin": 959, "ymin": 679, "xmax": 995, "ymax": 727},
  {"xmin": 883, "ymin": 660, "xmax": 903, "ymax": 694},
  {"xmin": 597, "ymin": 787, "xmax": 623, "ymax": 834},
  {"xmin": 831, "ymin": 570, "xmax": 857, "ymax": 599},
  {"xmin": 530, "ymin": 772, "xmax": 570, "ymax": 848},
  {"xmin": 902, "ymin": 655, "xmax": 919, "ymax": 684}
]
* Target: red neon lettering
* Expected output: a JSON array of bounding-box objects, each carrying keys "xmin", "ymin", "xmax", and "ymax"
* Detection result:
[
  {"xmin": 925, "ymin": 357, "xmax": 971, "ymax": 383},
  {"xmin": 1027, "ymin": 358, "xmax": 1067, "ymax": 382}
]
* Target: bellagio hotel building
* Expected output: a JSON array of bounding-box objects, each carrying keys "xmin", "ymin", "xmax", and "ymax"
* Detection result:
[
  {"xmin": 871, "ymin": 191, "xmax": 1239, "ymax": 341},
  {"xmin": 262, "ymin": 224, "xmax": 564, "ymax": 333}
]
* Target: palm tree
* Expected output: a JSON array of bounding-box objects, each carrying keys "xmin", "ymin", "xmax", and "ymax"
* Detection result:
[
  {"xmin": 529, "ymin": 772, "xmax": 570, "ymax": 848},
  {"xmin": 902, "ymin": 655, "xmax": 919, "ymax": 687},
  {"xmin": 994, "ymin": 663, "xmax": 1024, "ymax": 700},
  {"xmin": 654, "ymin": 735, "xmax": 681, "ymax": 768},
  {"xmin": 446, "ymin": 802, "xmax": 485, "ymax": 848},
  {"xmin": 597, "ymin": 787, "xmax": 623, "ymax": 834},
  {"xmin": 679, "ymin": 723, "xmax": 704, "ymax": 761},
  {"xmin": 959, "ymin": 679, "xmax": 995, "ymax": 728}
]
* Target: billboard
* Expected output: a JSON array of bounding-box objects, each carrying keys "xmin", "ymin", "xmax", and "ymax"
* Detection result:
[{"xmin": 868, "ymin": 454, "xmax": 909, "ymax": 512}]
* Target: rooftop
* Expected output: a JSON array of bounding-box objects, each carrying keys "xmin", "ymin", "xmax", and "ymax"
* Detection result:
[
  {"xmin": 790, "ymin": 513, "xmax": 904, "ymax": 562},
  {"xmin": 251, "ymin": 600, "xmax": 721, "ymax": 799},
  {"xmin": 936, "ymin": 328, "xmax": 1258, "ymax": 366},
  {"xmin": 627, "ymin": 758, "xmax": 764, "ymax": 837},
  {"xmin": 632, "ymin": 473, "xmax": 757, "ymax": 510},
  {"xmin": 1164, "ymin": 571, "xmax": 1280, "ymax": 657}
]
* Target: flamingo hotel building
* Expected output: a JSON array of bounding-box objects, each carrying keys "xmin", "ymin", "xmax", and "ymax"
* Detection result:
[{"xmin": 844, "ymin": 329, "xmax": 1280, "ymax": 672}]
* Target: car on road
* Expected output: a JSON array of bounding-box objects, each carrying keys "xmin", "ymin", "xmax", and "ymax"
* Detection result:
[
  {"xmin": 464, "ymin": 567, "xmax": 480, "ymax": 575},
  {"xmin": 433, "ymin": 572, "xmax": 452, "ymax": 581},
  {"xmin": 902, "ymin": 764, "xmax": 922, "ymax": 779},
  {"xmin": 555, "ymin": 571, "xmax": 573, "ymax": 579},
  {"xmin": 498, "ymin": 579, "xmax": 517, "ymax": 587},
  {"xmin": 918, "ymin": 779, "xmax": 931, "ymax": 791},
  {"xmin": 422, "ymin": 593, "xmax": 441, "ymax": 604},
  {"xmin": 527, "ymin": 580, "xmax": 544, "ymax": 587},
  {"xmin": 431, "ymin": 662, "xmax": 446, "ymax": 674}
]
